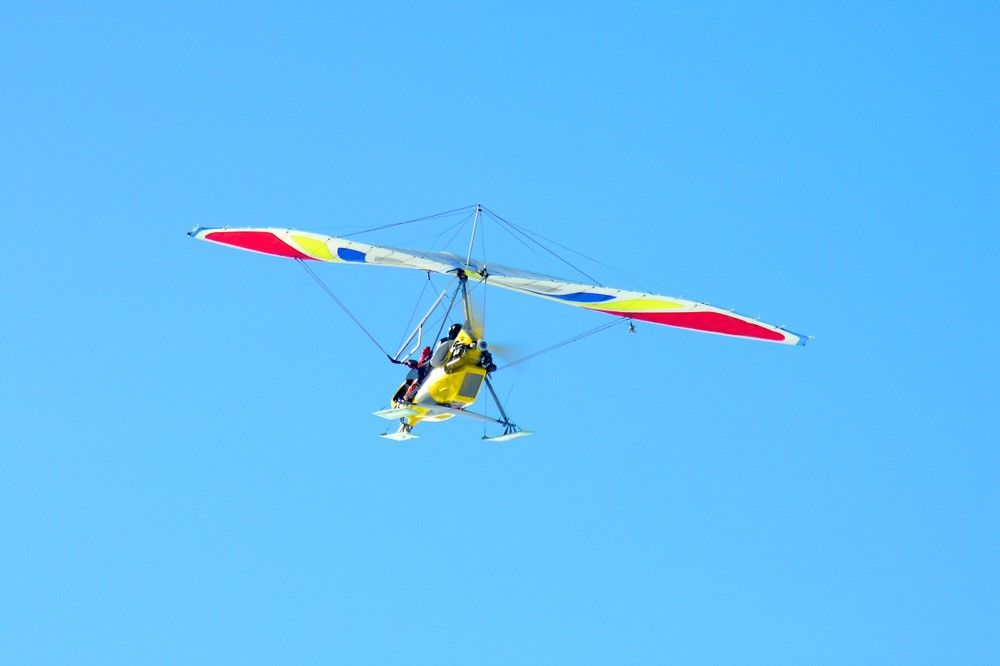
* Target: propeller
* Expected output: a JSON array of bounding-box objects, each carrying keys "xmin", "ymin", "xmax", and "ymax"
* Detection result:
[
  {"xmin": 484, "ymin": 341, "xmax": 524, "ymax": 361},
  {"xmin": 465, "ymin": 299, "xmax": 485, "ymax": 341},
  {"xmin": 463, "ymin": 299, "xmax": 523, "ymax": 362}
]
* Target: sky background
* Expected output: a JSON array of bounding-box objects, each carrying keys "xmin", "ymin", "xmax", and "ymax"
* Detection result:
[{"xmin": 2, "ymin": 2, "xmax": 998, "ymax": 663}]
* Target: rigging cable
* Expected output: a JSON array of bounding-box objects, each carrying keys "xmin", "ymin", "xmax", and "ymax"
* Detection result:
[
  {"xmin": 480, "ymin": 206, "xmax": 602, "ymax": 286},
  {"xmin": 420, "ymin": 212, "xmax": 475, "ymax": 256},
  {"xmin": 502, "ymin": 213, "xmax": 666, "ymax": 295},
  {"xmin": 487, "ymin": 211, "xmax": 547, "ymax": 265},
  {"xmin": 477, "ymin": 209, "xmax": 488, "ymax": 337},
  {"xmin": 440, "ymin": 211, "xmax": 476, "ymax": 256},
  {"xmin": 340, "ymin": 204, "xmax": 478, "ymax": 238},
  {"xmin": 396, "ymin": 271, "xmax": 433, "ymax": 352},
  {"xmin": 494, "ymin": 318, "xmax": 628, "ymax": 373},
  {"xmin": 295, "ymin": 258, "xmax": 394, "ymax": 360},
  {"xmin": 431, "ymin": 278, "xmax": 464, "ymax": 344}
]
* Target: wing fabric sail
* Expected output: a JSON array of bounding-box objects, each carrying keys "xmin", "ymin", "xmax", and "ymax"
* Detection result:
[{"xmin": 190, "ymin": 226, "xmax": 804, "ymax": 345}]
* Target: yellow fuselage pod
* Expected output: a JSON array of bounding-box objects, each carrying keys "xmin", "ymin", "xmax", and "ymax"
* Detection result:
[{"xmin": 394, "ymin": 330, "xmax": 488, "ymax": 428}]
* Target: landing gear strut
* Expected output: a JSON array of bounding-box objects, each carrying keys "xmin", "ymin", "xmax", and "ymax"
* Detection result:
[{"xmin": 481, "ymin": 375, "xmax": 530, "ymax": 441}]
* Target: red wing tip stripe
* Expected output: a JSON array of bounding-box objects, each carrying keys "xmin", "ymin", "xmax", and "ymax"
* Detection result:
[
  {"xmin": 597, "ymin": 309, "xmax": 788, "ymax": 342},
  {"xmin": 204, "ymin": 230, "xmax": 315, "ymax": 260}
]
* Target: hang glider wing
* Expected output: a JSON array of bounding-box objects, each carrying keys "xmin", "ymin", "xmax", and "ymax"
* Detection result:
[{"xmin": 190, "ymin": 226, "xmax": 804, "ymax": 346}]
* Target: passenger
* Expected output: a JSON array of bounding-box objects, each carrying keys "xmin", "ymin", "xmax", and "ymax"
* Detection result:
[{"xmin": 402, "ymin": 346, "xmax": 433, "ymax": 402}]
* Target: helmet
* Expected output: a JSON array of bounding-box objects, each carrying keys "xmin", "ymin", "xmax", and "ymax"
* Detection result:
[
  {"xmin": 420, "ymin": 346, "xmax": 432, "ymax": 360},
  {"xmin": 448, "ymin": 323, "xmax": 462, "ymax": 339}
]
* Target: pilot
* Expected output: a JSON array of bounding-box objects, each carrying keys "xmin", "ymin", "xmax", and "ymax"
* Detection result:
[{"xmin": 430, "ymin": 323, "xmax": 462, "ymax": 368}]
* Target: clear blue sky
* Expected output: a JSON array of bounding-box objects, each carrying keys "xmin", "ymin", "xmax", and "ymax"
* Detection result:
[{"xmin": 2, "ymin": 2, "xmax": 997, "ymax": 663}]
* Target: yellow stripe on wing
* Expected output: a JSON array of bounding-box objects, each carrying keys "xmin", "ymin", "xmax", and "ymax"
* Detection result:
[
  {"xmin": 290, "ymin": 234, "xmax": 336, "ymax": 261},
  {"xmin": 583, "ymin": 297, "xmax": 685, "ymax": 312}
]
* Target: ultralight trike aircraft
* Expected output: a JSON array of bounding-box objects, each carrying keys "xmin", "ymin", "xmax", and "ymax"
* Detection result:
[{"xmin": 190, "ymin": 205, "xmax": 805, "ymax": 441}]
